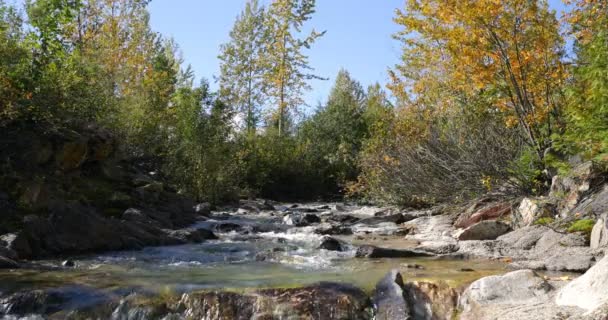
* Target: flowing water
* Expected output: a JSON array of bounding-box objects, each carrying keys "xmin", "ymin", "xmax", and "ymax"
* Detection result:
[{"xmin": 0, "ymin": 207, "xmax": 509, "ymax": 316}]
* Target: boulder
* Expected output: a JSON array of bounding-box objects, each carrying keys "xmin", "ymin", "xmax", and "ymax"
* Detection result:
[
  {"xmin": 549, "ymin": 161, "xmax": 605, "ymax": 217},
  {"xmin": 497, "ymin": 225, "xmax": 548, "ymax": 249},
  {"xmin": 356, "ymin": 245, "xmax": 433, "ymax": 259},
  {"xmin": 356, "ymin": 214, "xmax": 406, "ymax": 226},
  {"xmin": 455, "ymin": 199, "xmax": 511, "ymax": 229},
  {"xmin": 315, "ymin": 224, "xmax": 353, "ymax": 236},
  {"xmin": 460, "ymin": 270, "xmax": 554, "ymax": 320},
  {"xmin": 193, "ymin": 202, "xmax": 211, "ymax": 216},
  {"xmin": 457, "ymin": 221, "xmax": 511, "ymax": 241},
  {"xmin": 403, "ymin": 281, "xmax": 458, "ymax": 320},
  {"xmin": 180, "ymin": 282, "xmax": 372, "ymax": 320},
  {"xmin": 0, "ymin": 233, "xmax": 31, "ymax": 259},
  {"xmin": 135, "ymin": 181, "xmax": 164, "ymax": 201},
  {"xmin": 318, "ymin": 236, "xmax": 343, "ymax": 251},
  {"xmin": 556, "ymin": 255, "xmax": 608, "ymax": 311},
  {"xmin": 283, "ymin": 213, "xmax": 321, "ymax": 227},
  {"xmin": 55, "ymin": 139, "xmax": 88, "ymax": 171},
  {"xmin": 214, "ymin": 222, "xmax": 244, "ymax": 233},
  {"xmin": 590, "ymin": 214, "xmax": 608, "ymax": 249},
  {"xmin": 327, "ymin": 214, "xmax": 360, "ymax": 224},
  {"xmin": 517, "ymin": 198, "xmax": 555, "ymax": 227},
  {"xmin": 373, "ymin": 270, "xmax": 410, "ymax": 319}
]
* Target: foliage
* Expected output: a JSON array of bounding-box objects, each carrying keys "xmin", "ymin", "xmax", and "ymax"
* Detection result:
[{"xmin": 560, "ymin": 0, "xmax": 608, "ymax": 162}]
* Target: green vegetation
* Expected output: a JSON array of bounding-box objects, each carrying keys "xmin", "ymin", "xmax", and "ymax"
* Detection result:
[
  {"xmin": 1, "ymin": 0, "xmax": 607, "ymax": 206},
  {"xmin": 534, "ymin": 217, "xmax": 555, "ymax": 226},
  {"xmin": 567, "ymin": 219, "xmax": 596, "ymax": 236}
]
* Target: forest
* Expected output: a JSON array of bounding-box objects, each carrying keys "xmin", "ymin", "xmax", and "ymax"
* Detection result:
[{"xmin": 1, "ymin": 0, "xmax": 607, "ymax": 207}]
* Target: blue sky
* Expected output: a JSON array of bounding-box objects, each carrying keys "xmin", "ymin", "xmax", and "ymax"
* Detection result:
[{"xmin": 148, "ymin": 1, "xmax": 569, "ymax": 110}]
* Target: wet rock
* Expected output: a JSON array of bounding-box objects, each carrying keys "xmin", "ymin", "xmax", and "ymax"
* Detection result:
[
  {"xmin": 517, "ymin": 198, "xmax": 556, "ymax": 227},
  {"xmin": 168, "ymin": 228, "xmax": 217, "ymax": 243},
  {"xmin": 556, "ymin": 255, "xmax": 608, "ymax": 311},
  {"xmin": 0, "ymin": 290, "xmax": 64, "ymax": 315},
  {"xmin": 318, "ymin": 236, "xmax": 343, "ymax": 251},
  {"xmin": 403, "ymin": 281, "xmax": 458, "ymax": 320},
  {"xmin": 283, "ymin": 213, "xmax": 321, "ymax": 227},
  {"xmin": 315, "ymin": 225, "xmax": 353, "ymax": 235},
  {"xmin": 180, "ymin": 282, "xmax": 372, "ymax": 320},
  {"xmin": 194, "ymin": 202, "xmax": 211, "ymax": 216},
  {"xmin": 373, "ymin": 270, "xmax": 410, "ymax": 319},
  {"xmin": 356, "ymin": 245, "xmax": 433, "ymax": 259},
  {"xmin": 327, "ymin": 214, "xmax": 360, "ymax": 224},
  {"xmin": 590, "ymin": 213, "xmax": 608, "ymax": 249},
  {"xmin": 0, "ymin": 233, "xmax": 30, "ymax": 259},
  {"xmin": 61, "ymin": 260, "xmax": 75, "ymax": 267},
  {"xmin": 214, "ymin": 222, "xmax": 244, "ymax": 233},
  {"xmin": 0, "ymin": 254, "xmax": 19, "ymax": 269},
  {"xmin": 457, "ymin": 221, "xmax": 511, "ymax": 241},
  {"xmin": 459, "ymin": 270, "xmax": 554, "ymax": 320}
]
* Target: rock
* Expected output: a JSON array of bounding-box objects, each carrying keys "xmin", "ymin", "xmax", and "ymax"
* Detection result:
[
  {"xmin": 373, "ymin": 270, "xmax": 410, "ymax": 319},
  {"xmin": 135, "ymin": 181, "xmax": 164, "ymax": 201},
  {"xmin": 403, "ymin": 281, "xmax": 458, "ymax": 320},
  {"xmin": 193, "ymin": 202, "xmax": 211, "ymax": 216},
  {"xmin": 543, "ymin": 250, "xmax": 595, "ymax": 272},
  {"xmin": 517, "ymin": 198, "xmax": 555, "ymax": 227},
  {"xmin": 356, "ymin": 214, "xmax": 406, "ymax": 226},
  {"xmin": 415, "ymin": 241, "xmax": 459, "ymax": 255},
  {"xmin": 168, "ymin": 228, "xmax": 217, "ymax": 243},
  {"xmin": 315, "ymin": 224, "xmax": 353, "ymax": 235},
  {"xmin": 0, "ymin": 254, "xmax": 19, "ymax": 269},
  {"xmin": 556, "ymin": 255, "xmax": 608, "ymax": 311},
  {"xmin": 180, "ymin": 282, "xmax": 372, "ymax": 320},
  {"xmin": 455, "ymin": 199, "xmax": 511, "ymax": 229},
  {"xmin": 61, "ymin": 260, "xmax": 75, "ymax": 267},
  {"xmin": 533, "ymin": 228, "xmax": 587, "ymax": 252},
  {"xmin": 214, "ymin": 222, "xmax": 243, "ymax": 233},
  {"xmin": 457, "ymin": 221, "xmax": 511, "ymax": 241},
  {"xmin": 107, "ymin": 192, "xmax": 131, "ymax": 208},
  {"xmin": 550, "ymin": 161, "xmax": 605, "ymax": 217},
  {"xmin": 356, "ymin": 245, "xmax": 433, "ymax": 259},
  {"xmin": 318, "ymin": 236, "xmax": 343, "ymax": 251},
  {"xmin": 402, "ymin": 263, "xmax": 424, "ymax": 269},
  {"xmin": 327, "ymin": 214, "xmax": 360, "ymax": 224},
  {"xmin": 497, "ymin": 225, "xmax": 548, "ymax": 249},
  {"xmin": 283, "ymin": 213, "xmax": 321, "ymax": 227},
  {"xmin": 0, "ymin": 233, "xmax": 31, "ymax": 259},
  {"xmin": 460, "ymin": 270, "xmax": 554, "ymax": 320},
  {"xmin": 0, "ymin": 290, "xmax": 64, "ymax": 315},
  {"xmin": 55, "ymin": 139, "xmax": 88, "ymax": 171},
  {"xmin": 590, "ymin": 214, "xmax": 608, "ymax": 249}
]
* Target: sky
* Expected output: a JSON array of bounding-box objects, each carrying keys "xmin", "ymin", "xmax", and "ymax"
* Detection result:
[{"xmin": 148, "ymin": 0, "xmax": 569, "ymax": 110}]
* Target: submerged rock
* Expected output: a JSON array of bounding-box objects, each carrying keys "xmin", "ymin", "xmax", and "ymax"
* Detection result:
[
  {"xmin": 373, "ymin": 269, "xmax": 410, "ymax": 320},
  {"xmin": 355, "ymin": 245, "xmax": 433, "ymax": 259}
]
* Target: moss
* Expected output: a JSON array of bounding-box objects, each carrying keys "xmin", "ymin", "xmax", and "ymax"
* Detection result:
[
  {"xmin": 567, "ymin": 219, "xmax": 595, "ymax": 236},
  {"xmin": 534, "ymin": 217, "xmax": 555, "ymax": 226}
]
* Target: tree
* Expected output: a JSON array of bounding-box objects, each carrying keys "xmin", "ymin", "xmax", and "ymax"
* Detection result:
[
  {"xmin": 263, "ymin": 0, "xmax": 325, "ymax": 135},
  {"xmin": 390, "ymin": 0, "xmax": 566, "ymax": 164},
  {"xmin": 561, "ymin": 0, "xmax": 608, "ymax": 160},
  {"xmin": 218, "ymin": 0, "xmax": 266, "ymax": 134}
]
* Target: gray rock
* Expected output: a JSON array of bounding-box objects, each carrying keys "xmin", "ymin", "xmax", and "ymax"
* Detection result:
[
  {"xmin": 0, "ymin": 232, "xmax": 31, "ymax": 259},
  {"xmin": 283, "ymin": 213, "xmax": 321, "ymax": 226},
  {"xmin": 497, "ymin": 225, "xmax": 548, "ymax": 249},
  {"xmin": 460, "ymin": 270, "xmax": 554, "ymax": 320},
  {"xmin": 315, "ymin": 224, "xmax": 353, "ymax": 235},
  {"xmin": 318, "ymin": 236, "xmax": 343, "ymax": 252},
  {"xmin": 534, "ymin": 229, "xmax": 587, "ymax": 252},
  {"xmin": 357, "ymin": 214, "xmax": 406, "ymax": 226},
  {"xmin": 457, "ymin": 221, "xmax": 511, "ymax": 241},
  {"xmin": 556, "ymin": 255, "xmax": 608, "ymax": 312},
  {"xmin": 193, "ymin": 202, "xmax": 211, "ymax": 216},
  {"xmin": 0, "ymin": 290, "xmax": 64, "ymax": 315},
  {"xmin": 373, "ymin": 270, "xmax": 410, "ymax": 320},
  {"xmin": 168, "ymin": 228, "xmax": 217, "ymax": 243},
  {"xmin": 516, "ymin": 198, "xmax": 555, "ymax": 227},
  {"xmin": 590, "ymin": 214, "xmax": 608, "ymax": 249},
  {"xmin": 356, "ymin": 245, "xmax": 433, "ymax": 259},
  {"xmin": 543, "ymin": 250, "xmax": 595, "ymax": 272}
]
